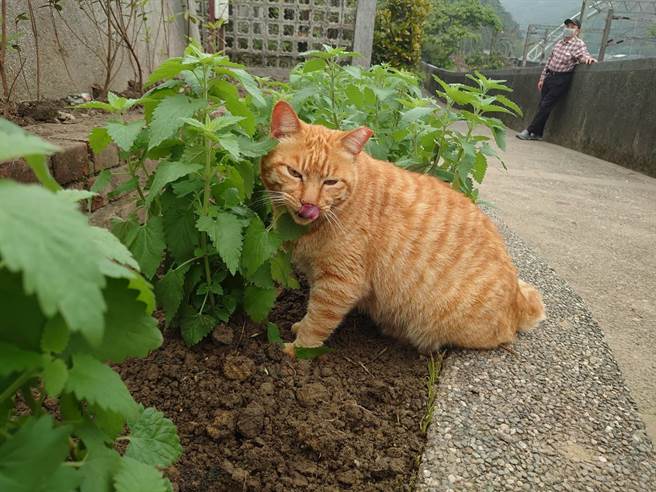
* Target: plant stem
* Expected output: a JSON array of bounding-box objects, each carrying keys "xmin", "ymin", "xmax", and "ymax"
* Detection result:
[
  {"xmin": 200, "ymin": 65, "xmax": 215, "ymax": 306},
  {"xmin": 328, "ymin": 60, "xmax": 340, "ymax": 129},
  {"xmin": 20, "ymin": 386, "xmax": 41, "ymax": 416},
  {"xmin": 0, "ymin": 0, "xmax": 9, "ymax": 109},
  {"xmin": 0, "ymin": 370, "xmax": 35, "ymax": 405},
  {"xmin": 26, "ymin": 0, "xmax": 41, "ymax": 100}
]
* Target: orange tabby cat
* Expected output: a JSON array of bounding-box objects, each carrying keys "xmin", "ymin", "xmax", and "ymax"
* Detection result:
[{"xmin": 261, "ymin": 101, "xmax": 545, "ymax": 357}]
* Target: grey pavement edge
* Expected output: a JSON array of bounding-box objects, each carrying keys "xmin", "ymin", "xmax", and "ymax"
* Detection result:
[{"xmin": 417, "ymin": 210, "xmax": 656, "ymax": 491}]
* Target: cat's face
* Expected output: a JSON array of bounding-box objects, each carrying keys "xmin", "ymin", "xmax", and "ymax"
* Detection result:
[{"xmin": 261, "ymin": 101, "xmax": 372, "ymax": 225}]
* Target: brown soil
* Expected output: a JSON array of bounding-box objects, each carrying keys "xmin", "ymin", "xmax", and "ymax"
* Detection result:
[{"xmin": 118, "ymin": 287, "xmax": 431, "ymax": 491}]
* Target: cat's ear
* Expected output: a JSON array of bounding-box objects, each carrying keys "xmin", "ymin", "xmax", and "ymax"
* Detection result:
[
  {"xmin": 341, "ymin": 127, "xmax": 373, "ymax": 155},
  {"xmin": 271, "ymin": 101, "xmax": 301, "ymax": 138}
]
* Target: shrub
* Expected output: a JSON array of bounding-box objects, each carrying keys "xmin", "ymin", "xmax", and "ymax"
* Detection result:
[
  {"xmin": 0, "ymin": 119, "xmax": 181, "ymax": 491},
  {"xmin": 83, "ymin": 43, "xmax": 304, "ymax": 346},
  {"xmin": 288, "ymin": 46, "xmax": 521, "ymax": 201},
  {"xmin": 373, "ymin": 0, "xmax": 431, "ymax": 68}
]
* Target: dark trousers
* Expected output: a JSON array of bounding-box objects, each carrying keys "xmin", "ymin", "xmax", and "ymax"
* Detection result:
[{"xmin": 527, "ymin": 72, "xmax": 573, "ymax": 137}]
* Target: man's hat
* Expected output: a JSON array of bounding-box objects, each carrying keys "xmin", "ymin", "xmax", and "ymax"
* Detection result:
[{"xmin": 564, "ymin": 18, "xmax": 581, "ymax": 28}]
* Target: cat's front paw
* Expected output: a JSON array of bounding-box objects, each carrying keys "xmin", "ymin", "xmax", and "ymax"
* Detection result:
[
  {"xmin": 282, "ymin": 342, "xmax": 296, "ymax": 358},
  {"xmin": 291, "ymin": 321, "xmax": 302, "ymax": 334}
]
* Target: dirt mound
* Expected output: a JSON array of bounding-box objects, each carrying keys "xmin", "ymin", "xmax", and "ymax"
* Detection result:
[{"xmin": 118, "ymin": 287, "xmax": 430, "ymax": 491}]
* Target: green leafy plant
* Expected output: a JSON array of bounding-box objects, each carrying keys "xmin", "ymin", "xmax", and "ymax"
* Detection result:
[
  {"xmin": 84, "ymin": 43, "xmax": 304, "ymax": 346},
  {"xmin": 420, "ymin": 352, "xmax": 443, "ymax": 433},
  {"xmin": 373, "ymin": 0, "xmax": 431, "ymax": 68},
  {"xmin": 287, "ymin": 47, "xmax": 520, "ymax": 201},
  {"xmin": 0, "ymin": 119, "xmax": 181, "ymax": 492}
]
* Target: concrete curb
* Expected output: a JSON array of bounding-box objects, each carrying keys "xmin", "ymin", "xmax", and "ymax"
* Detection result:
[{"xmin": 417, "ymin": 209, "xmax": 656, "ymax": 491}]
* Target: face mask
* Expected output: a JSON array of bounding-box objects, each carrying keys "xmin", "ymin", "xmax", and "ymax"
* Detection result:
[{"xmin": 564, "ymin": 27, "xmax": 577, "ymax": 37}]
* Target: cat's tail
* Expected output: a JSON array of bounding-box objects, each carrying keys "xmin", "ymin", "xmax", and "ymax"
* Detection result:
[{"xmin": 516, "ymin": 279, "xmax": 546, "ymax": 331}]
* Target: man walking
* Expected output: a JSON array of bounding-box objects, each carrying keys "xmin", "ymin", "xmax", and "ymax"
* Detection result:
[{"xmin": 517, "ymin": 19, "xmax": 597, "ymax": 141}]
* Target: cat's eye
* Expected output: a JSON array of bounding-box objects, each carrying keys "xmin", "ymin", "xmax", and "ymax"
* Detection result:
[
  {"xmin": 323, "ymin": 179, "xmax": 339, "ymax": 186},
  {"xmin": 286, "ymin": 166, "xmax": 303, "ymax": 180}
]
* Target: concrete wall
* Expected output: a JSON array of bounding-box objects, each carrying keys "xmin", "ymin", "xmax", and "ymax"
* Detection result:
[
  {"xmin": 4, "ymin": 0, "xmax": 196, "ymax": 103},
  {"xmin": 422, "ymin": 60, "xmax": 656, "ymax": 177}
]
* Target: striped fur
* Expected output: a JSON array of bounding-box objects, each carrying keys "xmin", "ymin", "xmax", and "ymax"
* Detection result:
[{"xmin": 261, "ymin": 102, "xmax": 546, "ymax": 356}]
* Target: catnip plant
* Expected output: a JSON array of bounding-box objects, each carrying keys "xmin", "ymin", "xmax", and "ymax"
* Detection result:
[
  {"xmin": 0, "ymin": 119, "xmax": 181, "ymax": 492},
  {"xmin": 287, "ymin": 46, "xmax": 521, "ymax": 201},
  {"xmin": 84, "ymin": 44, "xmax": 304, "ymax": 346}
]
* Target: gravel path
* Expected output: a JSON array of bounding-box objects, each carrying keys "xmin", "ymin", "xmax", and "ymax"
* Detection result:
[{"xmin": 417, "ymin": 211, "xmax": 656, "ymax": 491}]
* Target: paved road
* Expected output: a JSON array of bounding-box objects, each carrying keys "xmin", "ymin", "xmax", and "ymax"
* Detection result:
[{"xmin": 479, "ymin": 131, "xmax": 656, "ymax": 442}]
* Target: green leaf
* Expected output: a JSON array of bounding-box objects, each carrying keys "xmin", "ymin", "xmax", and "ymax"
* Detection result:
[
  {"xmin": 249, "ymin": 261, "xmax": 274, "ymax": 288},
  {"xmin": 217, "ymin": 133, "xmax": 241, "ymax": 160},
  {"xmin": 275, "ymin": 211, "xmax": 307, "ymax": 241},
  {"xmin": 270, "ymin": 251, "xmax": 299, "ymax": 289},
  {"xmin": 234, "ymin": 161, "xmax": 255, "ymax": 199},
  {"xmin": 0, "ymin": 270, "xmax": 46, "ymax": 352},
  {"xmin": 42, "ymin": 465, "xmax": 81, "ymax": 492},
  {"xmin": 108, "ymin": 177, "xmax": 138, "ymax": 199},
  {"xmin": 400, "ymin": 106, "xmax": 435, "ymax": 124},
  {"xmin": 180, "ymin": 310, "xmax": 216, "ymax": 346},
  {"xmin": 208, "ymin": 115, "xmax": 245, "ymax": 132},
  {"xmin": 90, "ymin": 404, "xmax": 125, "ymax": 441},
  {"xmin": 145, "ymin": 161, "xmax": 202, "ymax": 208},
  {"xmin": 65, "ymin": 354, "xmax": 138, "ymax": 419},
  {"xmin": 130, "ymin": 217, "xmax": 166, "ymax": 279},
  {"xmin": 161, "ymin": 191, "xmax": 199, "ymax": 263},
  {"xmin": 89, "ymin": 127, "xmax": 112, "ymax": 155},
  {"xmin": 491, "ymin": 125, "xmax": 506, "ymax": 151},
  {"xmin": 70, "ymin": 278, "xmax": 161, "ymax": 363},
  {"xmin": 91, "ymin": 170, "xmax": 113, "ymax": 195},
  {"xmin": 89, "ymin": 225, "xmax": 140, "ymax": 277},
  {"xmin": 266, "ymin": 322, "xmax": 283, "ymax": 344},
  {"xmin": 241, "ymin": 216, "xmax": 281, "ymax": 277},
  {"xmin": 24, "ymin": 153, "xmax": 61, "ymax": 192},
  {"xmin": 42, "ymin": 357, "xmax": 68, "ymax": 397},
  {"xmin": 243, "ymin": 285, "xmax": 277, "ymax": 322},
  {"xmin": 57, "ymin": 189, "xmax": 96, "ymax": 203},
  {"xmin": 229, "ymin": 68, "xmax": 265, "ymax": 107},
  {"xmin": 149, "ymin": 95, "xmax": 206, "ymax": 149},
  {"xmin": 114, "ymin": 457, "xmax": 168, "ymax": 492},
  {"xmin": 472, "ymin": 153, "xmax": 488, "ymax": 184},
  {"xmin": 105, "ymin": 121, "xmax": 145, "ymax": 152},
  {"xmin": 0, "ymin": 416, "xmax": 71, "ymax": 492},
  {"xmin": 0, "ymin": 118, "xmax": 60, "ymax": 162},
  {"xmin": 235, "ymin": 136, "xmax": 277, "ymax": 158},
  {"xmin": 126, "ymin": 407, "xmax": 182, "ymax": 467},
  {"xmin": 76, "ymin": 101, "xmax": 116, "ymax": 112},
  {"xmin": 41, "ymin": 316, "xmax": 70, "ymax": 353},
  {"xmin": 106, "ymin": 92, "xmax": 139, "ymax": 112},
  {"xmin": 0, "ymin": 183, "xmax": 107, "ymax": 346},
  {"xmin": 197, "ymin": 213, "xmax": 245, "ymax": 275},
  {"xmin": 59, "ymin": 393, "xmax": 82, "ymax": 423},
  {"xmin": 303, "ymin": 58, "xmax": 326, "ymax": 73},
  {"xmin": 76, "ymin": 425, "xmax": 121, "ymax": 492},
  {"xmin": 494, "ymin": 94, "xmax": 522, "ymax": 117},
  {"xmin": 0, "ymin": 342, "xmax": 41, "ymax": 376},
  {"xmin": 156, "ymin": 265, "xmax": 189, "ymax": 327},
  {"xmin": 146, "ymin": 57, "xmax": 184, "ymax": 87},
  {"xmin": 345, "ymin": 85, "xmax": 364, "ymax": 108},
  {"xmin": 210, "ymin": 79, "xmax": 256, "ymax": 135},
  {"xmin": 295, "ymin": 345, "xmax": 332, "ymax": 359},
  {"xmin": 127, "ymin": 274, "xmax": 156, "ymax": 314}
]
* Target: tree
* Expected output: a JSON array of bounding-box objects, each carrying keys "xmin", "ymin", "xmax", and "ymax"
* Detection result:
[{"xmin": 422, "ymin": 0, "xmax": 502, "ymax": 69}]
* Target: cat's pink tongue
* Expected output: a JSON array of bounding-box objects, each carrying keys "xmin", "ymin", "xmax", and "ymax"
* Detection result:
[{"xmin": 298, "ymin": 204, "xmax": 320, "ymax": 221}]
